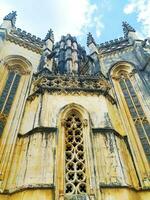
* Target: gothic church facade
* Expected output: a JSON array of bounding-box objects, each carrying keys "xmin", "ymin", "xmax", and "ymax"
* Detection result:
[{"xmin": 0, "ymin": 12, "xmax": 150, "ymax": 200}]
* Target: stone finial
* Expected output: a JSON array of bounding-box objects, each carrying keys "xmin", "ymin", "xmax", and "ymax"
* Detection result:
[
  {"xmin": 122, "ymin": 21, "xmax": 136, "ymax": 37},
  {"xmin": 3, "ymin": 11, "xmax": 17, "ymax": 26},
  {"xmin": 66, "ymin": 34, "xmax": 72, "ymax": 40},
  {"xmin": 87, "ymin": 32, "xmax": 96, "ymax": 46},
  {"xmin": 44, "ymin": 29, "xmax": 54, "ymax": 42}
]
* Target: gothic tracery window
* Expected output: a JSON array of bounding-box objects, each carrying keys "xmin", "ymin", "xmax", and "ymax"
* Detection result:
[
  {"xmin": 64, "ymin": 112, "xmax": 87, "ymax": 195},
  {"xmin": 0, "ymin": 70, "xmax": 21, "ymax": 135},
  {"xmin": 119, "ymin": 74, "xmax": 150, "ymax": 162}
]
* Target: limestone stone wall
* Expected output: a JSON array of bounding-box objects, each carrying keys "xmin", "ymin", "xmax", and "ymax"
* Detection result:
[
  {"xmin": 0, "ymin": 40, "xmax": 41, "ymax": 191},
  {"xmin": 0, "ymin": 189, "xmax": 54, "ymax": 200},
  {"xmin": 93, "ymin": 131, "xmax": 139, "ymax": 189},
  {"xmin": 6, "ymin": 131, "xmax": 56, "ymax": 192},
  {"xmin": 19, "ymin": 93, "xmax": 122, "ymax": 135},
  {"xmin": 0, "ymin": 40, "xmax": 41, "ymax": 72},
  {"xmin": 3, "ymin": 91, "xmax": 146, "ymax": 199}
]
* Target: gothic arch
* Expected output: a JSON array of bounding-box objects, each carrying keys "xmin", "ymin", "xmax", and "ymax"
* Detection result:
[
  {"xmin": 0, "ymin": 55, "xmax": 32, "ymax": 136},
  {"xmin": 58, "ymin": 103, "xmax": 90, "ymax": 124},
  {"xmin": 56, "ymin": 103, "xmax": 96, "ymax": 200},
  {"xmin": 3, "ymin": 55, "xmax": 32, "ymax": 75},
  {"xmin": 109, "ymin": 61, "xmax": 150, "ymax": 176},
  {"xmin": 109, "ymin": 61, "xmax": 134, "ymax": 78}
]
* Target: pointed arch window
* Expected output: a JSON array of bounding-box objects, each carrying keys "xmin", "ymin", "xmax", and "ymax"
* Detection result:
[
  {"xmin": 0, "ymin": 71, "xmax": 21, "ymax": 135},
  {"xmin": 119, "ymin": 74, "xmax": 150, "ymax": 162},
  {"xmin": 64, "ymin": 111, "xmax": 87, "ymax": 196}
]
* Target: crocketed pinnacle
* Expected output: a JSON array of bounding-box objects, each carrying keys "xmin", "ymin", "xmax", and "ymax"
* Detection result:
[
  {"xmin": 44, "ymin": 29, "xmax": 54, "ymax": 42},
  {"xmin": 3, "ymin": 11, "xmax": 17, "ymax": 26},
  {"xmin": 122, "ymin": 21, "xmax": 136, "ymax": 37},
  {"xmin": 87, "ymin": 32, "xmax": 96, "ymax": 46}
]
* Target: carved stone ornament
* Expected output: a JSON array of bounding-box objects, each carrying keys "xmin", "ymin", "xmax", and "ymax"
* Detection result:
[
  {"xmin": 33, "ymin": 75, "xmax": 111, "ymax": 93},
  {"xmin": 112, "ymin": 71, "xmax": 129, "ymax": 80},
  {"xmin": 61, "ymin": 119, "xmax": 66, "ymax": 126},
  {"xmin": 129, "ymin": 69, "xmax": 137, "ymax": 78},
  {"xmin": 111, "ymin": 75, "xmax": 120, "ymax": 80},
  {"xmin": 7, "ymin": 28, "xmax": 43, "ymax": 53},
  {"xmin": 6, "ymin": 64, "xmax": 30, "ymax": 75},
  {"xmin": 28, "ymin": 73, "xmax": 116, "ymax": 104},
  {"xmin": 0, "ymin": 112, "xmax": 7, "ymax": 123},
  {"xmin": 111, "ymin": 68, "xmax": 136, "ymax": 81},
  {"xmin": 83, "ymin": 119, "xmax": 88, "ymax": 127}
]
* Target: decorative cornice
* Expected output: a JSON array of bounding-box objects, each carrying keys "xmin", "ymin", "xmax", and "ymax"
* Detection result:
[
  {"xmin": 99, "ymin": 37, "xmax": 131, "ymax": 54},
  {"xmin": 2, "ymin": 183, "xmax": 55, "ymax": 194},
  {"xmin": 1, "ymin": 183, "xmax": 149, "ymax": 195},
  {"xmin": 99, "ymin": 183, "xmax": 150, "ymax": 191},
  {"xmin": 10, "ymin": 28, "xmax": 44, "ymax": 46},
  {"xmin": 100, "ymin": 45, "xmax": 134, "ymax": 58},
  {"xmin": 33, "ymin": 73, "xmax": 111, "ymax": 90},
  {"xmin": 27, "ymin": 74, "xmax": 116, "ymax": 104},
  {"xmin": 6, "ymin": 32, "xmax": 43, "ymax": 54},
  {"xmin": 92, "ymin": 127, "xmax": 122, "ymax": 138},
  {"xmin": 18, "ymin": 127, "xmax": 57, "ymax": 138},
  {"xmin": 99, "ymin": 37, "xmax": 127, "ymax": 47},
  {"xmin": 34, "ymin": 67, "xmax": 107, "ymax": 79}
]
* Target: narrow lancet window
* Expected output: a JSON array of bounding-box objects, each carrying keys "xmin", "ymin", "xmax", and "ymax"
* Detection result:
[
  {"xmin": 0, "ymin": 71, "xmax": 21, "ymax": 135},
  {"xmin": 119, "ymin": 75, "xmax": 150, "ymax": 162},
  {"xmin": 64, "ymin": 112, "xmax": 87, "ymax": 196}
]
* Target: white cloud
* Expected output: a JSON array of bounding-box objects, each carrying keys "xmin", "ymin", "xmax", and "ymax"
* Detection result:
[
  {"xmin": 0, "ymin": 0, "xmax": 104, "ymax": 41},
  {"xmin": 124, "ymin": 0, "xmax": 150, "ymax": 37},
  {"xmin": 94, "ymin": 16, "xmax": 104, "ymax": 37},
  {"xmin": 124, "ymin": 2, "xmax": 136, "ymax": 14}
]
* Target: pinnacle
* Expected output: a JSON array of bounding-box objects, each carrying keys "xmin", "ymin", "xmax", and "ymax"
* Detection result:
[
  {"xmin": 44, "ymin": 29, "xmax": 54, "ymax": 42},
  {"xmin": 122, "ymin": 21, "xmax": 136, "ymax": 37},
  {"xmin": 87, "ymin": 32, "xmax": 96, "ymax": 46},
  {"xmin": 3, "ymin": 11, "xmax": 17, "ymax": 26}
]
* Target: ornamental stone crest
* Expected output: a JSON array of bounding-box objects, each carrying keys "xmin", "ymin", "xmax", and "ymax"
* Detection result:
[{"xmin": 33, "ymin": 74, "xmax": 111, "ymax": 93}]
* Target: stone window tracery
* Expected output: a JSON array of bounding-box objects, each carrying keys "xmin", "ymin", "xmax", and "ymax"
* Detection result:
[
  {"xmin": 0, "ymin": 70, "xmax": 21, "ymax": 135},
  {"xmin": 119, "ymin": 74, "xmax": 150, "ymax": 162},
  {"xmin": 64, "ymin": 112, "xmax": 87, "ymax": 195}
]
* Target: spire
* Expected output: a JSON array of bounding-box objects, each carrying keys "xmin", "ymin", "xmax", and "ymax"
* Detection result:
[
  {"xmin": 3, "ymin": 11, "xmax": 17, "ymax": 26},
  {"xmin": 87, "ymin": 32, "xmax": 96, "ymax": 46},
  {"xmin": 122, "ymin": 21, "xmax": 136, "ymax": 37},
  {"xmin": 44, "ymin": 29, "xmax": 54, "ymax": 42}
]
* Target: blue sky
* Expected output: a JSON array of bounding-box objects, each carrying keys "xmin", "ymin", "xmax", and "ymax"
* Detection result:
[{"xmin": 0, "ymin": 0, "xmax": 150, "ymax": 46}]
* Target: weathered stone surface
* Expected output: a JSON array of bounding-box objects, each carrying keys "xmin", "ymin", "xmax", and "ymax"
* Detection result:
[{"xmin": 0, "ymin": 12, "xmax": 149, "ymax": 200}]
